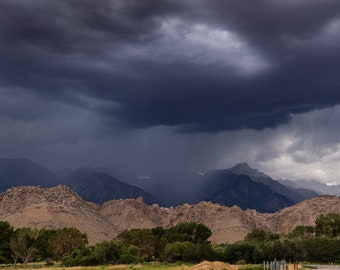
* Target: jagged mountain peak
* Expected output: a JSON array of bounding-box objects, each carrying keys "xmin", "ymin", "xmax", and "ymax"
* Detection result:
[
  {"xmin": 232, "ymin": 162, "xmax": 252, "ymax": 169},
  {"xmin": 228, "ymin": 162, "xmax": 269, "ymax": 178}
]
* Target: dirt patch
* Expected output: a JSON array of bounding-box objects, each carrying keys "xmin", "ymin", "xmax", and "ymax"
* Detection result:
[{"xmin": 191, "ymin": 261, "xmax": 234, "ymax": 270}]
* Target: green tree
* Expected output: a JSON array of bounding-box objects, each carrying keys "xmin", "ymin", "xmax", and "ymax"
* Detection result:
[
  {"xmin": 305, "ymin": 237, "xmax": 340, "ymax": 263},
  {"xmin": 289, "ymin": 225, "xmax": 315, "ymax": 239},
  {"xmin": 224, "ymin": 242, "xmax": 255, "ymax": 264},
  {"xmin": 35, "ymin": 229, "xmax": 57, "ymax": 260},
  {"xmin": 0, "ymin": 221, "xmax": 14, "ymax": 264},
  {"xmin": 119, "ymin": 244, "xmax": 139, "ymax": 264},
  {"xmin": 10, "ymin": 228, "xmax": 38, "ymax": 267},
  {"xmin": 62, "ymin": 247, "xmax": 91, "ymax": 266},
  {"xmin": 315, "ymin": 213, "xmax": 340, "ymax": 237},
  {"xmin": 196, "ymin": 241, "xmax": 215, "ymax": 261},
  {"xmin": 162, "ymin": 241, "xmax": 197, "ymax": 262},
  {"xmin": 166, "ymin": 222, "xmax": 212, "ymax": 244},
  {"xmin": 117, "ymin": 228, "xmax": 157, "ymax": 260},
  {"xmin": 151, "ymin": 226, "xmax": 168, "ymax": 258},
  {"xmin": 48, "ymin": 227, "xmax": 88, "ymax": 261},
  {"xmin": 87, "ymin": 241, "xmax": 121, "ymax": 265},
  {"xmin": 245, "ymin": 229, "xmax": 279, "ymax": 243},
  {"xmin": 211, "ymin": 244, "xmax": 229, "ymax": 261}
]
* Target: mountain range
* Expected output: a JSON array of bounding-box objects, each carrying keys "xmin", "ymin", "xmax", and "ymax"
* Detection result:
[
  {"xmin": 0, "ymin": 158, "xmax": 337, "ymax": 213},
  {"xmin": 0, "ymin": 185, "xmax": 339, "ymax": 245},
  {"xmin": 0, "ymin": 158, "xmax": 159, "ymax": 205}
]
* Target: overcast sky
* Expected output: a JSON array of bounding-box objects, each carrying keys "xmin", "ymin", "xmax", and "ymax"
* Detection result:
[{"xmin": 1, "ymin": 0, "xmax": 340, "ymax": 184}]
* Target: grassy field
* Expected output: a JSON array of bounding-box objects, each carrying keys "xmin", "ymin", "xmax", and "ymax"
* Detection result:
[{"xmin": 0, "ymin": 263, "xmax": 193, "ymax": 270}]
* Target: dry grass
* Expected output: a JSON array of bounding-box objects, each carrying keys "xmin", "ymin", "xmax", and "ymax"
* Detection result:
[{"xmin": 0, "ymin": 261, "xmax": 240, "ymax": 270}]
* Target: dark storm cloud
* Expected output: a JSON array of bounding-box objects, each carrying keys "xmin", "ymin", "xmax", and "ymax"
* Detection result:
[{"xmin": 1, "ymin": 0, "xmax": 340, "ymax": 132}]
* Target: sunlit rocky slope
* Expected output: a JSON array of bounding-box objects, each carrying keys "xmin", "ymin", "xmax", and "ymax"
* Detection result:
[{"xmin": 0, "ymin": 185, "xmax": 339, "ymax": 245}]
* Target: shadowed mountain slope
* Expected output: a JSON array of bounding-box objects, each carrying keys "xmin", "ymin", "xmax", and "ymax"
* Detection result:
[
  {"xmin": 0, "ymin": 158, "xmax": 55, "ymax": 191},
  {"xmin": 225, "ymin": 163, "xmax": 318, "ymax": 203},
  {"xmin": 0, "ymin": 159, "xmax": 157, "ymax": 205},
  {"xmin": 201, "ymin": 171, "xmax": 294, "ymax": 213},
  {"xmin": 59, "ymin": 168, "xmax": 158, "ymax": 205}
]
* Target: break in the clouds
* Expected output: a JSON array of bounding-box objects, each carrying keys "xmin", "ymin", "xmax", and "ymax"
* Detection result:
[{"xmin": 1, "ymin": 0, "xmax": 340, "ymax": 183}]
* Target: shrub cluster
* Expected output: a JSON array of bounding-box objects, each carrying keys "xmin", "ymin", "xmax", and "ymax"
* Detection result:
[{"xmin": 64, "ymin": 222, "xmax": 214, "ymax": 266}]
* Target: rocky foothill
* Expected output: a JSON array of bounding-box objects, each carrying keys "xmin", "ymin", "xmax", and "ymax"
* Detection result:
[{"xmin": 0, "ymin": 185, "xmax": 339, "ymax": 245}]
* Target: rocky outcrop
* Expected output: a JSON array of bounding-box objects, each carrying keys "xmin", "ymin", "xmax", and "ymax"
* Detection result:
[
  {"xmin": 264, "ymin": 195, "xmax": 340, "ymax": 233},
  {"xmin": 0, "ymin": 185, "xmax": 118, "ymax": 244},
  {"xmin": 0, "ymin": 186, "xmax": 339, "ymax": 245}
]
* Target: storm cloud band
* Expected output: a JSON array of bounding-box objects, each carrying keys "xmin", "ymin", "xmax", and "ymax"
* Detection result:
[{"xmin": 1, "ymin": 0, "xmax": 340, "ymax": 132}]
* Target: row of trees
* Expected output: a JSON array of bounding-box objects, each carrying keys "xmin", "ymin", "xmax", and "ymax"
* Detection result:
[
  {"xmin": 215, "ymin": 231, "xmax": 340, "ymax": 264},
  {"xmin": 64, "ymin": 222, "xmax": 214, "ymax": 266},
  {"xmin": 0, "ymin": 221, "xmax": 214, "ymax": 266},
  {"xmin": 1, "ymin": 213, "xmax": 340, "ymax": 266},
  {"xmin": 0, "ymin": 223, "xmax": 87, "ymax": 266},
  {"xmin": 214, "ymin": 212, "xmax": 340, "ymax": 264}
]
